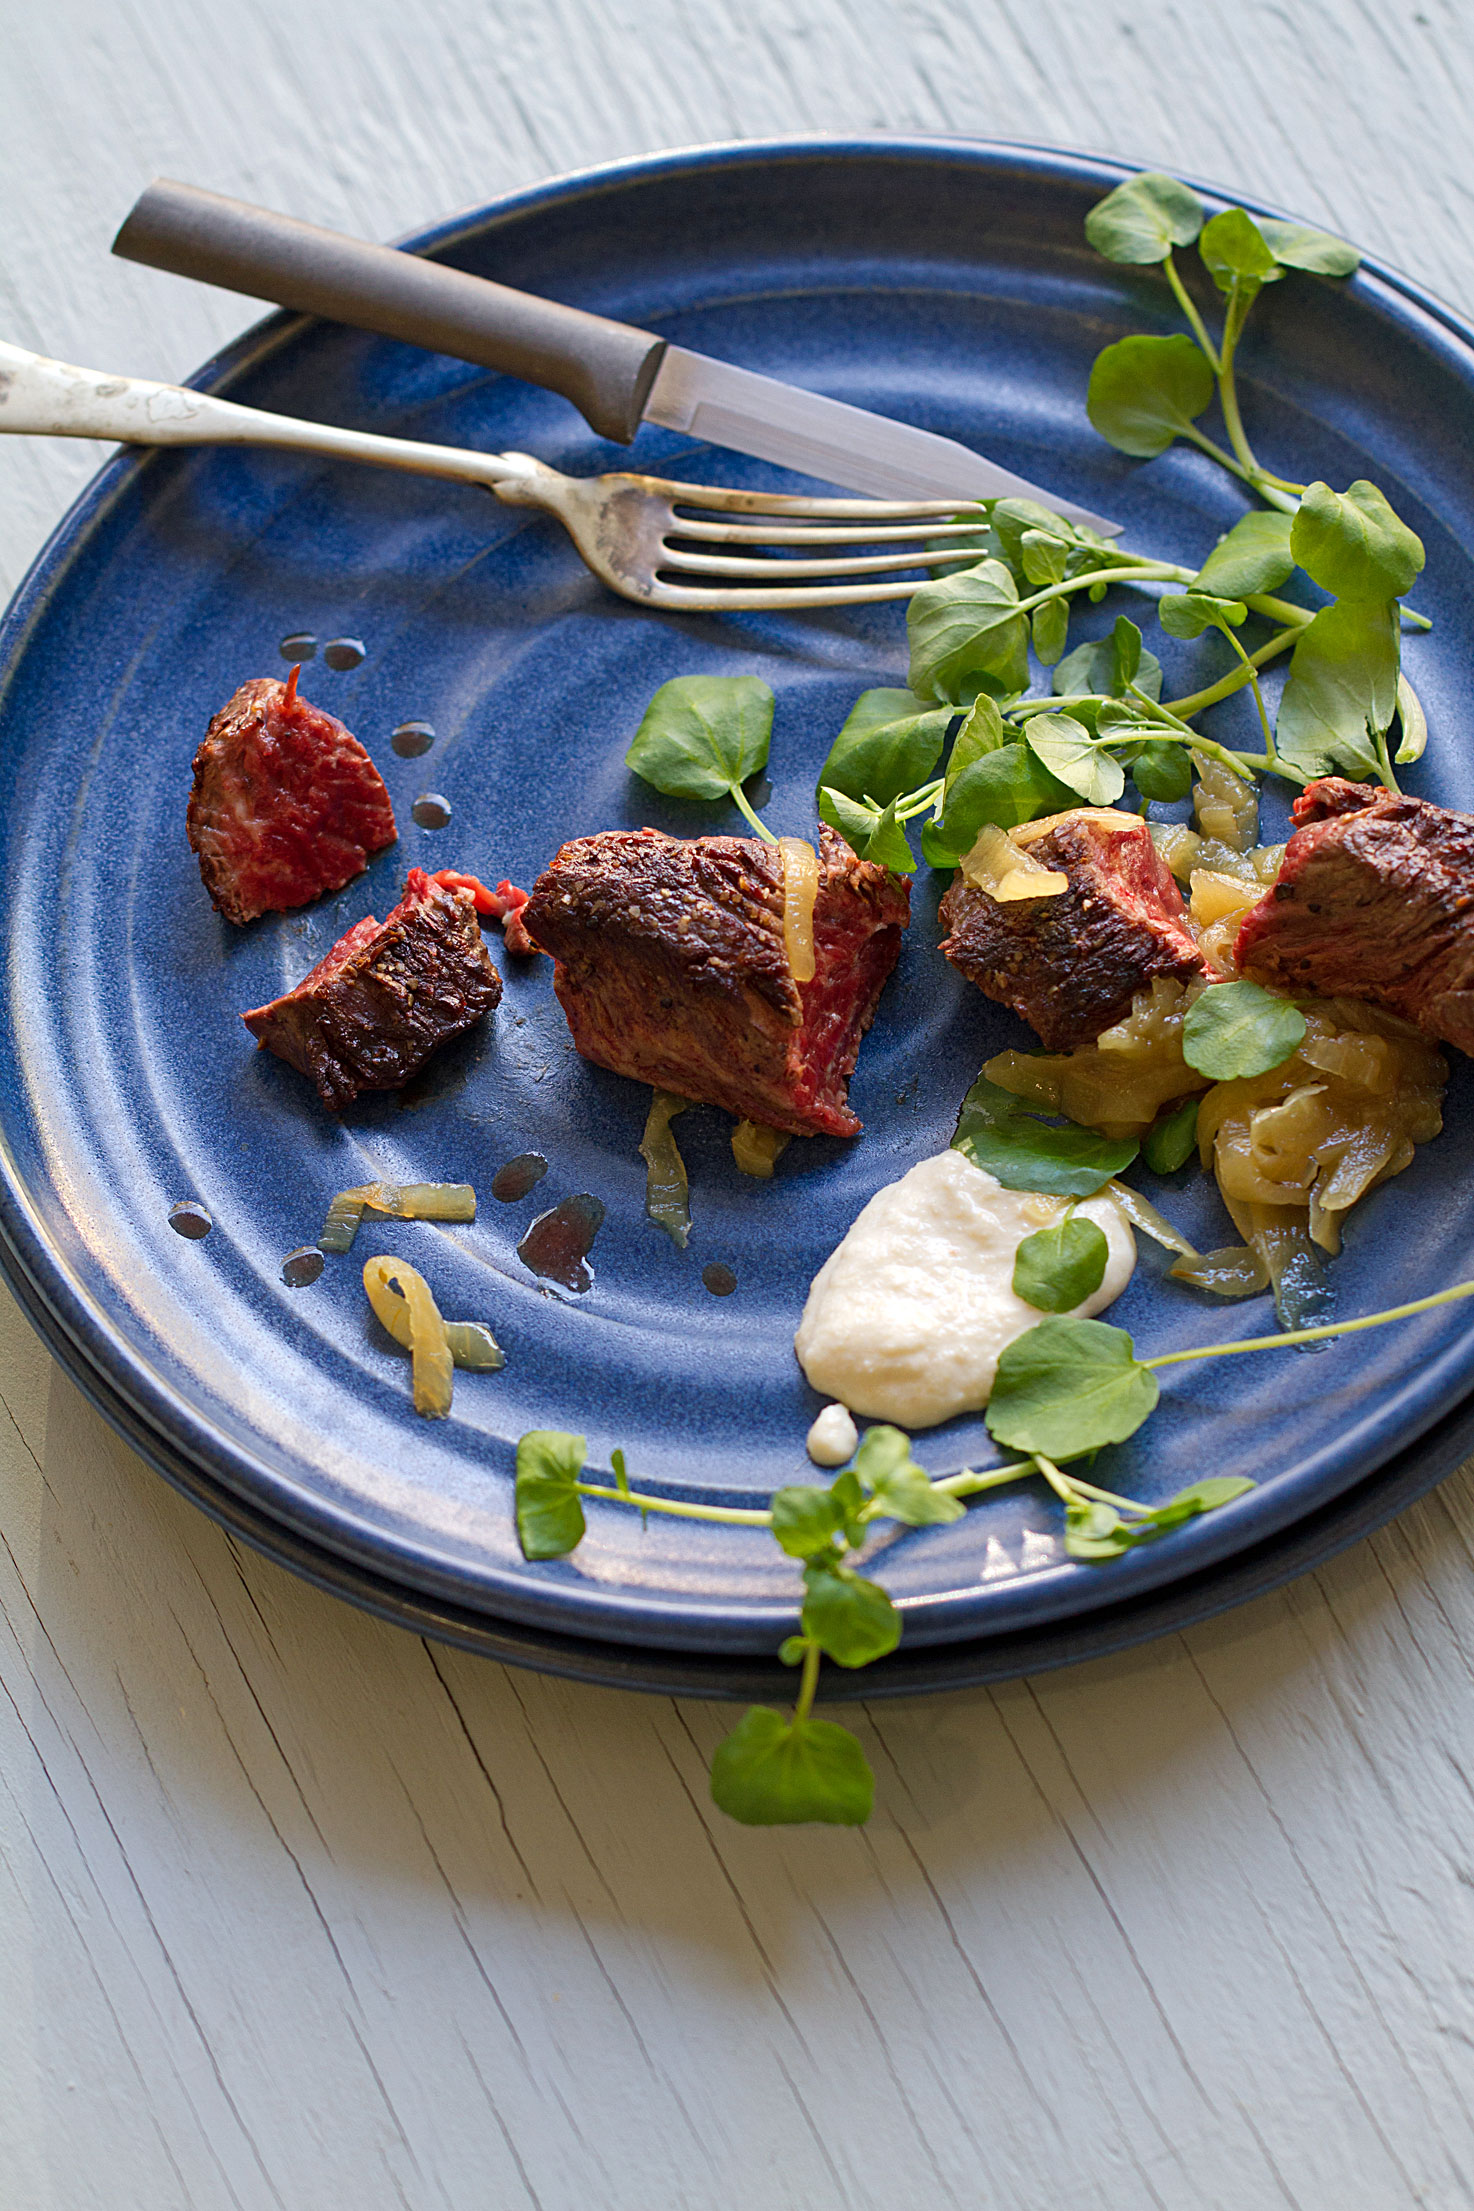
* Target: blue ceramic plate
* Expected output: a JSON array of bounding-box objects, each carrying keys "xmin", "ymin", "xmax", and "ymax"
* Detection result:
[{"xmin": 4, "ymin": 138, "xmax": 1474, "ymax": 1664}]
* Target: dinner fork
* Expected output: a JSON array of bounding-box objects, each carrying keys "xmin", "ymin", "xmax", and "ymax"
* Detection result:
[{"xmin": 0, "ymin": 338, "xmax": 1010, "ymax": 612}]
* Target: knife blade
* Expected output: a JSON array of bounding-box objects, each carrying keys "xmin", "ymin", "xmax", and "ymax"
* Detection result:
[
  {"xmin": 113, "ymin": 179, "xmax": 1119, "ymax": 533},
  {"xmin": 643, "ymin": 346, "xmax": 1117, "ymax": 529}
]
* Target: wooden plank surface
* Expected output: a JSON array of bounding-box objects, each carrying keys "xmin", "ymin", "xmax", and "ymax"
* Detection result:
[{"xmin": 6, "ymin": 4, "xmax": 1474, "ymax": 2204}]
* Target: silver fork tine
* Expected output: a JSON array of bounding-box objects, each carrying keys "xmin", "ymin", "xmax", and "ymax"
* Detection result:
[
  {"xmin": 655, "ymin": 480, "xmax": 982, "ymax": 519},
  {"xmin": 660, "ymin": 545, "xmax": 985, "ymax": 580},
  {"xmin": 668, "ymin": 517, "xmax": 990, "ymax": 545},
  {"xmin": 650, "ymin": 578, "xmax": 934, "ymax": 610}
]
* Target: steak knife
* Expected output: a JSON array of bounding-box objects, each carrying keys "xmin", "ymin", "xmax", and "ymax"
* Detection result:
[{"xmin": 113, "ymin": 179, "xmax": 1119, "ymax": 533}]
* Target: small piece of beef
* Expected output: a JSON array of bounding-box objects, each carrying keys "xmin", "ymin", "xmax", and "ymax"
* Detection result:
[
  {"xmin": 430, "ymin": 869, "xmax": 539, "ymax": 955},
  {"xmin": 520, "ymin": 825, "xmax": 908, "ymax": 1137},
  {"xmin": 188, "ymin": 668, "xmax": 396, "ymax": 925},
  {"xmin": 938, "ymin": 807, "xmax": 1211, "ymax": 1050},
  {"xmin": 1236, "ymin": 778, "xmax": 1474, "ymax": 1054},
  {"xmin": 243, "ymin": 869, "xmax": 501, "ymax": 1110}
]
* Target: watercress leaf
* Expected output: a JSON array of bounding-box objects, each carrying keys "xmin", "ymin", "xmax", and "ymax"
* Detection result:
[
  {"xmin": 1395, "ymin": 672, "xmax": 1428, "ymax": 765},
  {"xmin": 1158, "ymin": 590, "xmax": 1248, "ymax": 640},
  {"xmin": 862, "ymin": 796, "xmax": 917, "ymax": 874},
  {"xmin": 1032, "ymin": 596, "xmax": 1070, "ymax": 666},
  {"xmin": 1275, "ymin": 597, "xmax": 1400, "ymax": 779},
  {"xmin": 853, "ymin": 1426, "xmax": 964, "ymax": 1526},
  {"xmin": 801, "ymin": 1563, "xmax": 902, "ymax": 1667},
  {"xmin": 1024, "ymin": 714, "xmax": 1126, "ymax": 805},
  {"xmin": 817, "ymin": 688, "xmax": 953, "ymax": 808},
  {"xmin": 1193, "ymin": 509, "xmax": 1296, "ymax": 599},
  {"xmin": 953, "ymin": 1076, "xmax": 1140, "ymax": 1195},
  {"xmin": 626, "ymin": 674, "xmax": 773, "ymax": 800},
  {"xmin": 1142, "ymin": 1095, "xmax": 1200, "ymax": 1173},
  {"xmin": 1199, "ymin": 206, "xmax": 1280, "ymax": 291},
  {"xmin": 770, "ymin": 1482, "xmax": 845, "ymax": 1561},
  {"xmin": 1181, "ymin": 979, "xmax": 1307, "ymax": 1079},
  {"xmin": 1020, "ymin": 529, "xmax": 1070, "ymax": 588},
  {"xmin": 1085, "ymin": 171, "xmax": 1205, "ymax": 264},
  {"xmin": 778, "ymin": 1635, "xmax": 808, "ymax": 1666},
  {"xmin": 945, "ymin": 692, "xmax": 1010, "ymax": 783},
  {"xmin": 1064, "ymin": 1499, "xmax": 1136, "ymax": 1559},
  {"xmin": 907, "ymin": 560, "xmax": 1030, "ymax": 704},
  {"xmin": 1013, "ymin": 1215, "xmax": 1110, "ymax": 1311},
  {"xmin": 1057, "ymin": 636, "xmax": 1165, "ymax": 704},
  {"xmin": 1130, "ymin": 739, "xmax": 1193, "ymax": 803},
  {"xmin": 828, "ymin": 1467, "xmax": 867, "ymax": 1547},
  {"xmin": 514, "ymin": 1430, "xmax": 588, "ymax": 1559},
  {"xmin": 1086, "ymin": 333, "xmax": 1216, "ymax": 458},
  {"xmin": 710, "ymin": 1707, "xmax": 874, "ymax": 1827},
  {"xmin": 1152, "ymin": 1474, "xmax": 1256, "ymax": 1518},
  {"xmin": 990, "ymin": 498, "xmax": 1078, "ymax": 569},
  {"xmin": 1255, "ymin": 217, "xmax": 1360, "ymax": 278},
  {"xmin": 1290, "ymin": 480, "xmax": 1425, "ymax": 602},
  {"xmin": 926, "ymin": 745, "xmax": 1077, "ymax": 859},
  {"xmin": 985, "ymin": 1315, "xmax": 1160, "ymax": 1457},
  {"xmin": 1110, "ymin": 615, "xmax": 1143, "ymax": 692}
]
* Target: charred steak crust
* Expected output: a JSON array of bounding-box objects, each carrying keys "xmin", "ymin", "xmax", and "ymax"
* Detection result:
[
  {"xmin": 187, "ymin": 674, "xmax": 397, "ymax": 926},
  {"xmin": 242, "ymin": 869, "xmax": 501, "ymax": 1111},
  {"xmin": 520, "ymin": 825, "xmax": 908, "ymax": 1137},
  {"xmin": 1236, "ymin": 778, "xmax": 1474, "ymax": 1054},
  {"xmin": 938, "ymin": 808, "xmax": 1210, "ymax": 1050}
]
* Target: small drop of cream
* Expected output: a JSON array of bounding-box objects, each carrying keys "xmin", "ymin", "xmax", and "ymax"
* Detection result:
[{"xmin": 806, "ymin": 1403, "xmax": 858, "ymax": 1467}]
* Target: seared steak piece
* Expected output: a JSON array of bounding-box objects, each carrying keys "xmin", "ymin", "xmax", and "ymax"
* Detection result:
[
  {"xmin": 188, "ymin": 668, "xmax": 396, "ymax": 925},
  {"xmin": 1237, "ymin": 778, "xmax": 1474, "ymax": 1054},
  {"xmin": 938, "ymin": 807, "xmax": 1211, "ymax": 1050},
  {"xmin": 520, "ymin": 826, "xmax": 908, "ymax": 1137},
  {"xmin": 243, "ymin": 869, "xmax": 501, "ymax": 1110}
]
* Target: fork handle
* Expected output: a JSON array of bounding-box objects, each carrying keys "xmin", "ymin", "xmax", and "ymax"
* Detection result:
[
  {"xmin": 113, "ymin": 179, "xmax": 667, "ymax": 446},
  {"xmin": 0, "ymin": 338, "xmax": 545, "ymax": 493}
]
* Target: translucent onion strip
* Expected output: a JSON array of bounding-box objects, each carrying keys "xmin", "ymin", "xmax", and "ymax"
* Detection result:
[
  {"xmin": 362, "ymin": 1255, "xmax": 457, "ymax": 1417},
  {"xmin": 1104, "ymin": 1180, "xmax": 1199, "ymax": 1258},
  {"xmin": 640, "ymin": 1091, "xmax": 693, "ymax": 1247},
  {"xmin": 732, "ymin": 1121, "xmax": 791, "ymax": 1179},
  {"xmin": 778, "ymin": 837, "xmax": 819, "ymax": 984},
  {"xmin": 319, "ymin": 1181, "xmax": 477, "ymax": 1252},
  {"xmin": 961, "ymin": 821, "xmax": 1068, "ymax": 901}
]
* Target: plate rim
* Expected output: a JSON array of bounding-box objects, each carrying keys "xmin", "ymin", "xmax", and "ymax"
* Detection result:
[{"xmin": 5, "ymin": 131, "xmax": 1474, "ymax": 1670}]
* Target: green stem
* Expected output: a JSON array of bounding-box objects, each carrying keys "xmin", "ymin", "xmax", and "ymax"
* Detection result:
[
  {"xmin": 1246, "ymin": 593, "xmax": 1315, "ymax": 630},
  {"xmin": 1126, "ymin": 682, "xmax": 1257, "ymax": 784},
  {"xmin": 895, "ymin": 778, "xmax": 945, "ymax": 821},
  {"xmin": 1219, "ymin": 623, "xmax": 1279, "ymax": 770},
  {"xmin": 1034, "ymin": 1455, "xmax": 1077, "ymax": 1507},
  {"xmin": 1163, "ymin": 250, "xmax": 1220, "ymax": 372},
  {"xmin": 1164, "ymin": 625, "xmax": 1300, "ymax": 716},
  {"xmin": 933, "ymin": 1458, "xmax": 1037, "ymax": 1498},
  {"xmin": 730, "ymin": 783, "xmax": 778, "ymax": 842},
  {"xmin": 1144, "ymin": 1280, "xmax": 1474, "ymax": 1369},
  {"xmin": 1014, "ymin": 563, "xmax": 1192, "ymax": 618},
  {"xmin": 1372, "ymin": 724, "xmax": 1403, "ymax": 797},
  {"xmin": 575, "ymin": 1480, "xmax": 772, "ymax": 1526},
  {"xmin": 793, "ymin": 1636, "xmax": 822, "ymax": 1724},
  {"xmin": 1180, "ymin": 423, "xmax": 1261, "ymax": 487}
]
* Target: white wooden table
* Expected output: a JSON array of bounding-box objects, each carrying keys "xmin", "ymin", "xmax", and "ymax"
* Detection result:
[{"xmin": 7, "ymin": 6, "xmax": 1474, "ymax": 2204}]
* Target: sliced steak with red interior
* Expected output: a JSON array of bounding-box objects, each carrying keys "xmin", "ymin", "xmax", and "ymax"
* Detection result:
[
  {"xmin": 243, "ymin": 870, "xmax": 501, "ymax": 1110},
  {"xmin": 938, "ymin": 806, "xmax": 1211, "ymax": 1049},
  {"xmin": 188, "ymin": 667, "xmax": 397, "ymax": 925},
  {"xmin": 1236, "ymin": 777, "xmax": 1474, "ymax": 1053},
  {"xmin": 519, "ymin": 825, "xmax": 908, "ymax": 1137}
]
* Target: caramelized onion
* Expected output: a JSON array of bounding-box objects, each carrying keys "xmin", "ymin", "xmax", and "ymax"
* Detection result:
[
  {"xmin": 640, "ymin": 1091, "xmax": 693, "ymax": 1247},
  {"xmin": 961, "ymin": 822, "xmax": 1068, "ymax": 901},
  {"xmin": 777, "ymin": 838, "xmax": 819, "ymax": 984},
  {"xmin": 362, "ymin": 1255, "xmax": 456, "ymax": 1417},
  {"xmin": 319, "ymin": 1181, "xmax": 476, "ymax": 1253},
  {"xmin": 732, "ymin": 1120, "xmax": 791, "ymax": 1179}
]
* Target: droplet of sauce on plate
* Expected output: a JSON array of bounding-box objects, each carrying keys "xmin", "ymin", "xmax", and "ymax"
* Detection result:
[
  {"xmin": 518, "ymin": 1194, "xmax": 605, "ymax": 1293},
  {"xmin": 281, "ymin": 1246, "xmax": 324, "ymax": 1288},
  {"xmin": 392, "ymin": 720, "xmax": 436, "ymax": 758},
  {"xmin": 412, "ymin": 791, "xmax": 452, "ymax": 830},
  {"xmin": 702, "ymin": 1262, "xmax": 737, "ymax": 1297},
  {"xmin": 168, "ymin": 1200, "xmax": 212, "ymax": 1240},
  {"xmin": 493, "ymin": 1152, "xmax": 549, "ymax": 1202},
  {"xmin": 280, "ymin": 632, "xmax": 317, "ymax": 662},
  {"xmin": 323, "ymin": 637, "xmax": 366, "ymax": 671}
]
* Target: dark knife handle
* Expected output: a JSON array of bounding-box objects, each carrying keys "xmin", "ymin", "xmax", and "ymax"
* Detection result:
[{"xmin": 112, "ymin": 178, "xmax": 666, "ymax": 445}]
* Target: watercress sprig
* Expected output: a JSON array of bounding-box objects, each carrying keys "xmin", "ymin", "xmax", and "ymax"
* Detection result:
[{"xmin": 626, "ymin": 674, "xmax": 778, "ymax": 838}]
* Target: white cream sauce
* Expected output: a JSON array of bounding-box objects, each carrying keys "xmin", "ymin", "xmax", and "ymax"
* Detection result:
[
  {"xmin": 793, "ymin": 1149, "xmax": 1136, "ymax": 1430},
  {"xmin": 806, "ymin": 1402, "xmax": 859, "ymax": 1467}
]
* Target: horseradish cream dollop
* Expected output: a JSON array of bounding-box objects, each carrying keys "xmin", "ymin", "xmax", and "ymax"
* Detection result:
[{"xmin": 793, "ymin": 1149, "xmax": 1136, "ymax": 1430}]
